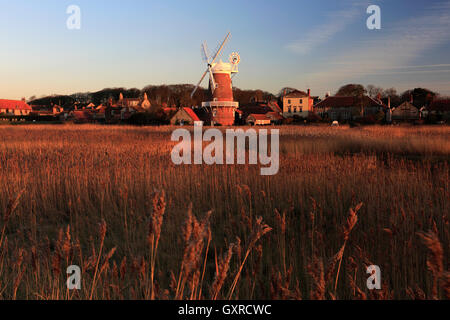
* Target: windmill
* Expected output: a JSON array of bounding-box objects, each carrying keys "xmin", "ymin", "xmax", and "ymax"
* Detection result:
[{"xmin": 191, "ymin": 32, "xmax": 240, "ymax": 126}]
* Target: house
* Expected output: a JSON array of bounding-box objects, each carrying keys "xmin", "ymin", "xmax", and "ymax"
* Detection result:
[
  {"xmin": 91, "ymin": 105, "xmax": 107, "ymax": 121},
  {"xmin": 0, "ymin": 99, "xmax": 32, "ymax": 116},
  {"xmin": 428, "ymin": 99, "xmax": 450, "ymax": 121},
  {"xmin": 116, "ymin": 92, "xmax": 151, "ymax": 110},
  {"xmin": 391, "ymin": 101, "xmax": 420, "ymax": 121},
  {"xmin": 170, "ymin": 107, "xmax": 201, "ymax": 125},
  {"xmin": 239, "ymin": 103, "xmax": 273, "ymax": 117},
  {"xmin": 103, "ymin": 93, "xmax": 150, "ymax": 123},
  {"xmin": 314, "ymin": 95, "xmax": 386, "ymax": 121},
  {"xmin": 246, "ymin": 113, "xmax": 271, "ymax": 126},
  {"xmin": 265, "ymin": 111, "xmax": 284, "ymax": 124},
  {"xmin": 282, "ymin": 90, "xmax": 315, "ymax": 118},
  {"xmin": 267, "ymin": 100, "xmax": 282, "ymax": 113}
]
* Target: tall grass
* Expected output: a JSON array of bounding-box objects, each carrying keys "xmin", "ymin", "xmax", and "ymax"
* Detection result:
[{"xmin": 0, "ymin": 124, "xmax": 448, "ymax": 299}]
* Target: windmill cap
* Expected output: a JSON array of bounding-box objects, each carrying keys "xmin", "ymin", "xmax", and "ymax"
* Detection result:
[{"xmin": 212, "ymin": 60, "xmax": 232, "ymax": 74}]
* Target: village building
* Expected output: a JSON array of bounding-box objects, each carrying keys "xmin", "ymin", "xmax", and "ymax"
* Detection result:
[
  {"xmin": 265, "ymin": 111, "xmax": 284, "ymax": 124},
  {"xmin": 314, "ymin": 95, "xmax": 386, "ymax": 121},
  {"xmin": 246, "ymin": 113, "xmax": 271, "ymax": 125},
  {"xmin": 170, "ymin": 107, "xmax": 201, "ymax": 125},
  {"xmin": 391, "ymin": 101, "xmax": 420, "ymax": 121},
  {"xmin": 0, "ymin": 99, "xmax": 32, "ymax": 116},
  {"xmin": 282, "ymin": 90, "xmax": 314, "ymax": 118},
  {"xmin": 103, "ymin": 93, "xmax": 152, "ymax": 123},
  {"xmin": 267, "ymin": 100, "xmax": 282, "ymax": 113},
  {"xmin": 236, "ymin": 101, "xmax": 282, "ymax": 124},
  {"xmin": 239, "ymin": 102, "xmax": 274, "ymax": 118},
  {"xmin": 115, "ymin": 92, "xmax": 151, "ymax": 110}
]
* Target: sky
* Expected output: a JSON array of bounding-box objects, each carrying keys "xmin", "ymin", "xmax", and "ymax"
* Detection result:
[{"xmin": 0, "ymin": 0, "xmax": 449, "ymax": 100}]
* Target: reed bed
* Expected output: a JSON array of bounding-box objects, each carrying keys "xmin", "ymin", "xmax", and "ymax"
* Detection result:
[{"xmin": 0, "ymin": 124, "xmax": 448, "ymax": 300}]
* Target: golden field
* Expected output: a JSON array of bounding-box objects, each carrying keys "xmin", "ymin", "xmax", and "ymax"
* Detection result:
[{"xmin": 0, "ymin": 124, "xmax": 448, "ymax": 300}]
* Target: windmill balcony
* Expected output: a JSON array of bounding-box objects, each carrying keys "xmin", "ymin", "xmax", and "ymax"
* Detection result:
[{"xmin": 202, "ymin": 101, "xmax": 239, "ymax": 108}]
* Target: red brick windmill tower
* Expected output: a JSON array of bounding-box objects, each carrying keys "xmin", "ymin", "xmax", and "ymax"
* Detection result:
[{"xmin": 191, "ymin": 32, "xmax": 240, "ymax": 126}]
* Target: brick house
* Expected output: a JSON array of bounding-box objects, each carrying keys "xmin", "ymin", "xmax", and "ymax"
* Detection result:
[
  {"xmin": 246, "ymin": 113, "xmax": 271, "ymax": 125},
  {"xmin": 392, "ymin": 101, "xmax": 420, "ymax": 121},
  {"xmin": 314, "ymin": 95, "xmax": 386, "ymax": 121},
  {"xmin": 170, "ymin": 107, "xmax": 201, "ymax": 125},
  {"xmin": 282, "ymin": 90, "xmax": 315, "ymax": 118},
  {"xmin": 0, "ymin": 99, "xmax": 32, "ymax": 116}
]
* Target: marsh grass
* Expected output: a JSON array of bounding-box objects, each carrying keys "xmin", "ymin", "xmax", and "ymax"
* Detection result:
[{"xmin": 0, "ymin": 124, "xmax": 448, "ymax": 299}]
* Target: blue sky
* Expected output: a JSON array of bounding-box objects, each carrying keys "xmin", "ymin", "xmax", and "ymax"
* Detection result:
[{"xmin": 1, "ymin": 0, "xmax": 449, "ymax": 99}]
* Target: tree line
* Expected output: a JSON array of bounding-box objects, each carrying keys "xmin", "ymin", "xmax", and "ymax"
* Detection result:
[
  {"xmin": 28, "ymin": 85, "xmax": 276, "ymax": 110},
  {"xmin": 335, "ymin": 84, "xmax": 440, "ymax": 108},
  {"xmin": 28, "ymin": 83, "xmax": 443, "ymax": 110}
]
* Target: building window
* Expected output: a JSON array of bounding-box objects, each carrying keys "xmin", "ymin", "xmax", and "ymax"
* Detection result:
[
  {"xmin": 299, "ymin": 107, "xmax": 303, "ymax": 113},
  {"xmin": 288, "ymin": 107, "xmax": 291, "ymax": 113},
  {"xmin": 293, "ymin": 107, "xmax": 297, "ymax": 113},
  {"xmin": 288, "ymin": 99, "xmax": 291, "ymax": 104},
  {"xmin": 299, "ymin": 99, "xmax": 303, "ymax": 104}
]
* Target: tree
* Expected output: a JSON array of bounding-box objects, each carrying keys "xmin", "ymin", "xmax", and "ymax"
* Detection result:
[
  {"xmin": 400, "ymin": 88, "xmax": 437, "ymax": 107},
  {"xmin": 277, "ymin": 87, "xmax": 297, "ymax": 97},
  {"xmin": 335, "ymin": 84, "xmax": 367, "ymax": 97},
  {"xmin": 382, "ymin": 87, "xmax": 397, "ymax": 98},
  {"xmin": 366, "ymin": 85, "xmax": 383, "ymax": 98}
]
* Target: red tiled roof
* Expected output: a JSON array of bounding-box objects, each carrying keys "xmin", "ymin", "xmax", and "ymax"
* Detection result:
[
  {"xmin": 248, "ymin": 113, "xmax": 270, "ymax": 121},
  {"xmin": 239, "ymin": 104, "xmax": 273, "ymax": 117},
  {"xmin": 268, "ymin": 101, "xmax": 282, "ymax": 113},
  {"xmin": 429, "ymin": 99, "xmax": 450, "ymax": 112},
  {"xmin": 0, "ymin": 99, "xmax": 32, "ymax": 110},
  {"xmin": 183, "ymin": 107, "xmax": 200, "ymax": 121},
  {"xmin": 265, "ymin": 112, "xmax": 284, "ymax": 120}
]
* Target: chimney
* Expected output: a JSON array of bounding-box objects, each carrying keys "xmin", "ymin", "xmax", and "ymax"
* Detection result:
[
  {"xmin": 388, "ymin": 96, "xmax": 391, "ymax": 108},
  {"xmin": 325, "ymin": 92, "xmax": 330, "ymax": 98},
  {"xmin": 21, "ymin": 97, "xmax": 26, "ymax": 102},
  {"xmin": 377, "ymin": 92, "xmax": 382, "ymax": 102},
  {"xmin": 307, "ymin": 89, "xmax": 311, "ymax": 97}
]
